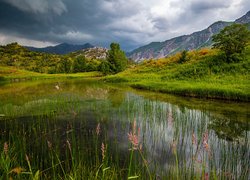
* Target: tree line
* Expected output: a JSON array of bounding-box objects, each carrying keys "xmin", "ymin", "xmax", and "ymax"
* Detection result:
[
  {"xmin": 0, "ymin": 23, "xmax": 249, "ymax": 75},
  {"xmin": 0, "ymin": 42, "xmax": 128, "ymax": 74}
]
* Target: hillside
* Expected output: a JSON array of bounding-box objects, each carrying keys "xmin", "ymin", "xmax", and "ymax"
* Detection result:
[
  {"xmin": 104, "ymin": 46, "xmax": 250, "ymax": 101},
  {"xmin": 26, "ymin": 43, "xmax": 94, "ymax": 55},
  {"xmin": 70, "ymin": 47, "xmax": 108, "ymax": 60},
  {"xmin": 1, "ymin": 42, "xmax": 249, "ymax": 101},
  {"xmin": 0, "ymin": 43, "xmax": 102, "ymax": 73},
  {"xmin": 129, "ymin": 11, "xmax": 250, "ymax": 62}
]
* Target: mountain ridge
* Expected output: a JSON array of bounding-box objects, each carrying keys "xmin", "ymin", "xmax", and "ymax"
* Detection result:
[
  {"xmin": 26, "ymin": 42, "xmax": 94, "ymax": 55},
  {"xmin": 129, "ymin": 11, "xmax": 250, "ymax": 62}
]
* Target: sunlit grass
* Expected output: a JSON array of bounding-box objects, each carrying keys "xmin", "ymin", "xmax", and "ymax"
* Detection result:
[
  {"xmin": 0, "ymin": 66, "xmax": 102, "ymax": 82},
  {"xmin": 103, "ymin": 46, "xmax": 250, "ymax": 101}
]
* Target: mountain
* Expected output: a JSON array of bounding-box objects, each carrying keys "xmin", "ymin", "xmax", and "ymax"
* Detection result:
[
  {"xmin": 81, "ymin": 47, "xmax": 108, "ymax": 59},
  {"xmin": 26, "ymin": 43, "xmax": 94, "ymax": 55},
  {"xmin": 129, "ymin": 11, "xmax": 250, "ymax": 62},
  {"xmin": 235, "ymin": 11, "xmax": 250, "ymax": 24},
  {"xmin": 70, "ymin": 47, "xmax": 108, "ymax": 59}
]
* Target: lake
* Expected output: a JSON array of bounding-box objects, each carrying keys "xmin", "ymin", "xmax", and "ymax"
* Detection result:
[{"xmin": 0, "ymin": 79, "xmax": 249, "ymax": 179}]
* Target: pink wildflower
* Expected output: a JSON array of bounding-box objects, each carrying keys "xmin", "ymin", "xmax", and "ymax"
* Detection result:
[
  {"xmin": 96, "ymin": 123, "xmax": 101, "ymax": 136},
  {"xmin": 3, "ymin": 142, "xmax": 8, "ymax": 155},
  {"xmin": 47, "ymin": 140, "xmax": 52, "ymax": 150},
  {"xmin": 203, "ymin": 131, "xmax": 210, "ymax": 152},
  {"xmin": 101, "ymin": 142, "xmax": 106, "ymax": 160},
  {"xmin": 128, "ymin": 120, "xmax": 141, "ymax": 150},
  {"xmin": 167, "ymin": 111, "xmax": 173, "ymax": 127},
  {"xmin": 205, "ymin": 172, "xmax": 209, "ymax": 180},
  {"xmin": 192, "ymin": 132, "xmax": 197, "ymax": 145}
]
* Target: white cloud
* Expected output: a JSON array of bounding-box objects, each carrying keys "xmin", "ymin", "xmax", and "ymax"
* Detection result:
[
  {"xmin": 0, "ymin": 0, "xmax": 249, "ymax": 50},
  {"xmin": 56, "ymin": 31, "xmax": 93, "ymax": 41},
  {"xmin": 98, "ymin": 0, "xmax": 250, "ymax": 45},
  {"xmin": 0, "ymin": 33, "xmax": 56, "ymax": 47}
]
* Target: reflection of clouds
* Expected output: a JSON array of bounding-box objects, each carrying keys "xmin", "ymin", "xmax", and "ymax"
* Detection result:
[
  {"xmin": 85, "ymin": 88, "xmax": 109, "ymax": 100},
  {"xmin": 122, "ymin": 93, "xmax": 249, "ymax": 175}
]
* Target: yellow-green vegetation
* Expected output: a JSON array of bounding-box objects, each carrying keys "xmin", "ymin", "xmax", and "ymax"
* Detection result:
[
  {"xmin": 0, "ymin": 43, "xmax": 102, "ymax": 74},
  {"xmin": 1, "ymin": 39, "xmax": 249, "ymax": 101},
  {"xmin": 104, "ymin": 46, "xmax": 250, "ymax": 101},
  {"xmin": 0, "ymin": 66, "xmax": 102, "ymax": 82}
]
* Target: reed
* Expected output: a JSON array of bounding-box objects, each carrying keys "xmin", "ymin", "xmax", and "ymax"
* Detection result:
[{"xmin": 0, "ymin": 79, "xmax": 248, "ymax": 179}]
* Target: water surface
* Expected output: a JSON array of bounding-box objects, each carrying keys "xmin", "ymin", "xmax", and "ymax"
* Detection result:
[{"xmin": 0, "ymin": 79, "xmax": 249, "ymax": 179}]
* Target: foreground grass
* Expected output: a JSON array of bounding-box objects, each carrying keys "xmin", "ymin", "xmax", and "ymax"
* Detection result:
[
  {"xmin": 103, "ymin": 47, "xmax": 250, "ymax": 101},
  {"xmin": 0, "ymin": 88, "xmax": 248, "ymax": 179},
  {"xmin": 0, "ymin": 77, "xmax": 248, "ymax": 179},
  {"xmin": 0, "ymin": 66, "xmax": 102, "ymax": 82}
]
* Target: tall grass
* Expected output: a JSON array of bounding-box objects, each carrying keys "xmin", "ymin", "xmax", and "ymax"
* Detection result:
[{"xmin": 0, "ymin": 80, "xmax": 249, "ymax": 179}]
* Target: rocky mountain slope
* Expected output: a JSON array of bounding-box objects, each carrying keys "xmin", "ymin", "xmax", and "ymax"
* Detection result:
[
  {"xmin": 129, "ymin": 11, "xmax": 250, "ymax": 62},
  {"xmin": 81, "ymin": 47, "xmax": 108, "ymax": 59},
  {"xmin": 26, "ymin": 42, "xmax": 94, "ymax": 55},
  {"xmin": 70, "ymin": 47, "xmax": 108, "ymax": 60}
]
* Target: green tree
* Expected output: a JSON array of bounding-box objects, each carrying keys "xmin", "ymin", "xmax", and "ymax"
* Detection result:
[
  {"xmin": 99, "ymin": 61, "xmax": 111, "ymax": 75},
  {"xmin": 179, "ymin": 50, "xmax": 188, "ymax": 63},
  {"xmin": 72, "ymin": 56, "xmax": 86, "ymax": 73},
  {"xmin": 212, "ymin": 23, "xmax": 250, "ymax": 62},
  {"xmin": 106, "ymin": 42, "xmax": 128, "ymax": 74},
  {"xmin": 57, "ymin": 58, "xmax": 72, "ymax": 73}
]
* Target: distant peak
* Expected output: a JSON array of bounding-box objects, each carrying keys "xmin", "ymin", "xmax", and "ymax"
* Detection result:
[
  {"xmin": 26, "ymin": 42, "xmax": 94, "ymax": 55},
  {"xmin": 128, "ymin": 10, "xmax": 250, "ymax": 62},
  {"xmin": 235, "ymin": 11, "xmax": 250, "ymax": 23},
  {"xmin": 208, "ymin": 21, "xmax": 228, "ymax": 27},
  {"xmin": 59, "ymin": 42, "xmax": 69, "ymax": 45}
]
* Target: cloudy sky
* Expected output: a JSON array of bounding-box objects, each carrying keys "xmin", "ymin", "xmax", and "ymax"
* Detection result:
[{"xmin": 0, "ymin": 0, "xmax": 249, "ymax": 51}]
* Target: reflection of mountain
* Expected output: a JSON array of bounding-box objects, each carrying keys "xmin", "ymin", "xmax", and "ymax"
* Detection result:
[
  {"xmin": 0, "ymin": 80, "xmax": 249, "ymax": 178},
  {"xmin": 132, "ymin": 90, "xmax": 250, "ymax": 123},
  {"xmin": 121, "ymin": 93, "xmax": 249, "ymax": 174},
  {"xmin": 208, "ymin": 117, "xmax": 249, "ymax": 141}
]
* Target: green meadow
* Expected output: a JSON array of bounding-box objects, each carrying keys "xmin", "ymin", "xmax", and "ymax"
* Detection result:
[
  {"xmin": 104, "ymin": 46, "xmax": 250, "ymax": 101},
  {"xmin": 0, "ymin": 66, "xmax": 102, "ymax": 82},
  {"xmin": 1, "ymin": 46, "xmax": 249, "ymax": 101},
  {"xmin": 0, "ymin": 40, "xmax": 249, "ymax": 179}
]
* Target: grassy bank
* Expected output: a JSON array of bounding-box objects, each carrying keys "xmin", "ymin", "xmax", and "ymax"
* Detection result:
[
  {"xmin": 0, "ymin": 66, "xmax": 102, "ymax": 82},
  {"xmin": 1, "ymin": 46, "xmax": 249, "ymax": 101},
  {"xmin": 103, "ymin": 47, "xmax": 250, "ymax": 101},
  {"xmin": 0, "ymin": 81, "xmax": 248, "ymax": 179}
]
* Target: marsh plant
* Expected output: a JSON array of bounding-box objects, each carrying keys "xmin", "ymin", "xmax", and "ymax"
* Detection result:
[{"xmin": 0, "ymin": 80, "xmax": 249, "ymax": 179}]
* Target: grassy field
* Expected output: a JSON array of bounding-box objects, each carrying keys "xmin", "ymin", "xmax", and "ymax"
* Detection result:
[
  {"xmin": 0, "ymin": 66, "xmax": 102, "ymax": 82},
  {"xmin": 1, "ymin": 46, "xmax": 249, "ymax": 101},
  {"xmin": 103, "ymin": 47, "xmax": 250, "ymax": 101}
]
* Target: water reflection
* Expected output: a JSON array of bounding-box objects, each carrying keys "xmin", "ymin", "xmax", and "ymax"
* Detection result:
[
  {"xmin": 0, "ymin": 79, "xmax": 249, "ymax": 178},
  {"xmin": 103, "ymin": 92, "xmax": 248, "ymax": 179}
]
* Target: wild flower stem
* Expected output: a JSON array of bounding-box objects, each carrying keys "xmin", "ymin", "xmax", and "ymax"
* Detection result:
[
  {"xmin": 128, "ymin": 149, "xmax": 134, "ymax": 178},
  {"xmin": 138, "ymin": 149, "xmax": 151, "ymax": 180}
]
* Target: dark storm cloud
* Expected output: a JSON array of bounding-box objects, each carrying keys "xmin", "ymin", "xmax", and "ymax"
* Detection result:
[
  {"xmin": 152, "ymin": 17, "xmax": 171, "ymax": 31},
  {"xmin": 0, "ymin": 0, "xmax": 249, "ymax": 51},
  {"xmin": 3, "ymin": 0, "xmax": 67, "ymax": 15},
  {"xmin": 0, "ymin": 0, "xmax": 145, "ymax": 49},
  {"xmin": 189, "ymin": 1, "xmax": 232, "ymax": 13}
]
